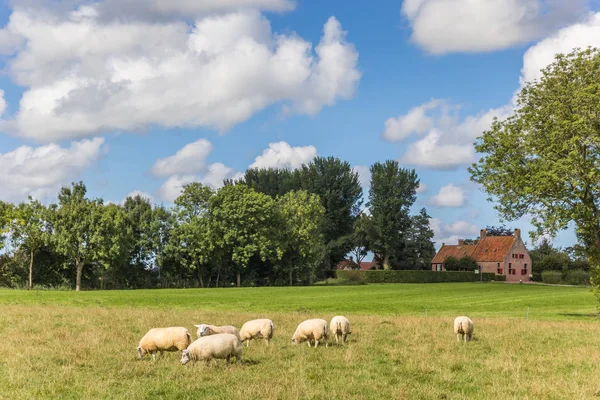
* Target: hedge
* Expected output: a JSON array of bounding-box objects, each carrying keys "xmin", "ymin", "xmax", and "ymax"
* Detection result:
[
  {"xmin": 541, "ymin": 271, "xmax": 563, "ymax": 284},
  {"xmin": 336, "ymin": 270, "xmax": 496, "ymax": 283},
  {"xmin": 495, "ymin": 275, "xmax": 507, "ymax": 282}
]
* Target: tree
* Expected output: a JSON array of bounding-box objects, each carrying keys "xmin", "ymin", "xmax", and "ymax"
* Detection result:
[
  {"xmin": 299, "ymin": 157, "xmax": 363, "ymax": 272},
  {"xmin": 277, "ymin": 190, "xmax": 325, "ymax": 285},
  {"xmin": 349, "ymin": 213, "xmax": 371, "ymax": 267},
  {"xmin": 469, "ymin": 48, "xmax": 600, "ymax": 299},
  {"xmin": 232, "ymin": 168, "xmax": 301, "ymax": 198},
  {"xmin": 9, "ymin": 198, "xmax": 50, "ymax": 290},
  {"xmin": 52, "ymin": 182, "xmax": 103, "ymax": 291},
  {"xmin": 402, "ymin": 208, "xmax": 436, "ymax": 270},
  {"xmin": 367, "ymin": 161, "xmax": 419, "ymax": 269},
  {"xmin": 0, "ymin": 201, "xmax": 13, "ymax": 252},
  {"xmin": 444, "ymin": 256, "xmax": 460, "ymax": 271},
  {"xmin": 458, "ymin": 255, "xmax": 478, "ymax": 272},
  {"xmin": 209, "ymin": 184, "xmax": 280, "ymax": 287},
  {"xmin": 148, "ymin": 205, "xmax": 175, "ymax": 285},
  {"xmin": 485, "ymin": 225, "xmax": 513, "ymax": 236}
]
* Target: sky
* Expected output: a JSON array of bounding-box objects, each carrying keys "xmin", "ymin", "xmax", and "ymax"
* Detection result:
[{"xmin": 1, "ymin": 0, "xmax": 599, "ymax": 250}]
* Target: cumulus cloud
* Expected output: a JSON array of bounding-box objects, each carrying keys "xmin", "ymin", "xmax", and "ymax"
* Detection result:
[
  {"xmin": 153, "ymin": 139, "xmax": 241, "ymax": 202},
  {"xmin": 401, "ymin": 130, "xmax": 474, "ymax": 169},
  {"xmin": 151, "ymin": 139, "xmax": 213, "ymax": 177},
  {"xmin": 429, "ymin": 184, "xmax": 465, "ymax": 207},
  {"xmin": 416, "ymin": 183, "xmax": 428, "ymax": 194},
  {"xmin": 383, "ymin": 99, "xmax": 439, "ymax": 142},
  {"xmin": 0, "ymin": 6, "xmax": 360, "ymax": 141},
  {"xmin": 429, "ymin": 217, "xmax": 479, "ymax": 246},
  {"xmin": 0, "ymin": 137, "xmax": 106, "ymax": 202},
  {"xmin": 402, "ymin": 0, "xmax": 588, "ymax": 54},
  {"xmin": 249, "ymin": 141, "xmax": 316, "ymax": 170}
]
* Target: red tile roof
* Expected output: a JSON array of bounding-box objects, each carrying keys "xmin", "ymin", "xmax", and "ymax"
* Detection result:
[
  {"xmin": 336, "ymin": 260, "xmax": 359, "ymax": 270},
  {"xmin": 432, "ymin": 235, "xmax": 517, "ymax": 263},
  {"xmin": 431, "ymin": 245, "xmax": 476, "ymax": 263},
  {"xmin": 360, "ymin": 261, "xmax": 375, "ymax": 270}
]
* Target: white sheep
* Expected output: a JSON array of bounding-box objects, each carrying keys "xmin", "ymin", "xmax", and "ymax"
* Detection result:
[
  {"xmin": 239, "ymin": 319, "xmax": 274, "ymax": 347},
  {"xmin": 193, "ymin": 324, "xmax": 240, "ymax": 339},
  {"xmin": 137, "ymin": 327, "xmax": 192, "ymax": 361},
  {"xmin": 329, "ymin": 316, "xmax": 351, "ymax": 345},
  {"xmin": 291, "ymin": 319, "xmax": 329, "ymax": 348},
  {"xmin": 180, "ymin": 333, "xmax": 243, "ymax": 367},
  {"xmin": 454, "ymin": 316, "xmax": 474, "ymax": 343}
]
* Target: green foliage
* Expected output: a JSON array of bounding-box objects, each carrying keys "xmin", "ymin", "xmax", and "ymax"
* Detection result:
[
  {"xmin": 443, "ymin": 256, "xmax": 460, "ymax": 271},
  {"xmin": 564, "ymin": 270, "xmax": 590, "ymax": 286},
  {"xmin": 485, "ymin": 225, "xmax": 513, "ymax": 236},
  {"xmin": 232, "ymin": 168, "xmax": 301, "ymax": 198},
  {"xmin": 469, "ymin": 47, "xmax": 600, "ymax": 301},
  {"xmin": 459, "ymin": 255, "xmax": 479, "ymax": 272},
  {"xmin": 366, "ymin": 161, "xmax": 419, "ymax": 269},
  {"xmin": 349, "ymin": 213, "xmax": 370, "ymax": 266},
  {"xmin": 495, "ymin": 275, "xmax": 507, "ymax": 282},
  {"xmin": 403, "ymin": 208, "xmax": 436, "ymax": 270},
  {"xmin": 337, "ymin": 270, "xmax": 494, "ymax": 283},
  {"xmin": 542, "ymin": 271, "xmax": 564, "ymax": 285}
]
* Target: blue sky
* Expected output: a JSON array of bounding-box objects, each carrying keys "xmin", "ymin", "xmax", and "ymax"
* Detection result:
[{"xmin": 1, "ymin": 0, "xmax": 599, "ymax": 249}]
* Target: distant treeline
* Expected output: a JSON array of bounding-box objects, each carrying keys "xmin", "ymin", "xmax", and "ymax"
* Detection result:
[{"xmin": 0, "ymin": 157, "xmax": 436, "ymax": 290}]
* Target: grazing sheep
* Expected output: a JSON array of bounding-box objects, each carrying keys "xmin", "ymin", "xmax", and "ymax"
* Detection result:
[
  {"xmin": 329, "ymin": 316, "xmax": 351, "ymax": 344},
  {"xmin": 239, "ymin": 319, "xmax": 274, "ymax": 347},
  {"xmin": 180, "ymin": 333, "xmax": 243, "ymax": 367},
  {"xmin": 137, "ymin": 327, "xmax": 192, "ymax": 361},
  {"xmin": 292, "ymin": 319, "xmax": 329, "ymax": 348},
  {"xmin": 454, "ymin": 316, "xmax": 474, "ymax": 343},
  {"xmin": 194, "ymin": 324, "xmax": 240, "ymax": 339}
]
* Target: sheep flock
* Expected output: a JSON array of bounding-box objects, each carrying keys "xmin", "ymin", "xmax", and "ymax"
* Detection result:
[{"xmin": 137, "ymin": 314, "xmax": 474, "ymax": 368}]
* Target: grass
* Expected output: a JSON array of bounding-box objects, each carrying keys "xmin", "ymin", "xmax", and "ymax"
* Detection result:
[{"xmin": 1, "ymin": 283, "xmax": 599, "ymax": 399}]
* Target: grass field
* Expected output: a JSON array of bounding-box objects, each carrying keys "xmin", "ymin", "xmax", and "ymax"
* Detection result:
[{"xmin": 1, "ymin": 283, "xmax": 600, "ymax": 399}]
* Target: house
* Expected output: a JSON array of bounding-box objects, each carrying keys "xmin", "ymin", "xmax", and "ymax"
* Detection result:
[
  {"xmin": 431, "ymin": 228, "xmax": 532, "ymax": 282},
  {"xmin": 336, "ymin": 257, "xmax": 376, "ymax": 271}
]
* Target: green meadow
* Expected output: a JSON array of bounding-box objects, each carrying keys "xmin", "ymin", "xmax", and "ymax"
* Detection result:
[{"xmin": 1, "ymin": 283, "xmax": 599, "ymax": 399}]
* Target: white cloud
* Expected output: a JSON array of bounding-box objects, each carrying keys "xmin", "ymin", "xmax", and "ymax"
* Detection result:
[
  {"xmin": 401, "ymin": 130, "xmax": 474, "ymax": 169},
  {"xmin": 201, "ymin": 163, "xmax": 243, "ymax": 189},
  {"xmin": 151, "ymin": 139, "xmax": 212, "ymax": 177},
  {"xmin": 122, "ymin": 190, "xmax": 154, "ymax": 204},
  {"xmin": 383, "ymin": 99, "xmax": 439, "ymax": 141},
  {"xmin": 0, "ymin": 7, "xmax": 360, "ymax": 141},
  {"xmin": 0, "ymin": 90, "xmax": 6, "ymax": 116},
  {"xmin": 416, "ymin": 183, "xmax": 427, "ymax": 193},
  {"xmin": 250, "ymin": 141, "xmax": 316, "ymax": 170},
  {"xmin": 0, "ymin": 137, "xmax": 106, "ymax": 202},
  {"xmin": 353, "ymin": 165, "xmax": 371, "ymax": 188},
  {"xmin": 429, "ymin": 184, "xmax": 465, "ymax": 207},
  {"xmin": 520, "ymin": 12, "xmax": 600, "ymax": 85},
  {"xmin": 402, "ymin": 0, "xmax": 588, "ymax": 54},
  {"xmin": 157, "ymin": 175, "xmax": 196, "ymax": 203},
  {"xmin": 430, "ymin": 217, "xmax": 479, "ymax": 246}
]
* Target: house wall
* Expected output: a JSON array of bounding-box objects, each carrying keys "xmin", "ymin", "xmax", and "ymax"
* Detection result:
[{"xmin": 502, "ymin": 238, "xmax": 532, "ymax": 282}]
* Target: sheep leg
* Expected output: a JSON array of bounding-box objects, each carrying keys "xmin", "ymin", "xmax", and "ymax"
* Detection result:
[
  {"xmin": 325, "ymin": 336, "xmax": 328, "ymax": 348},
  {"xmin": 246, "ymin": 340, "xmax": 250, "ymax": 348},
  {"xmin": 226, "ymin": 355, "xmax": 231, "ymax": 368},
  {"xmin": 159, "ymin": 351, "xmax": 164, "ymax": 360},
  {"xmin": 343, "ymin": 333, "xmax": 347, "ymax": 344},
  {"xmin": 314, "ymin": 339, "xmax": 319, "ymax": 348},
  {"xmin": 456, "ymin": 334, "xmax": 461, "ymax": 342},
  {"xmin": 152, "ymin": 352, "xmax": 156, "ymax": 361},
  {"xmin": 235, "ymin": 353, "xmax": 242, "ymax": 364},
  {"xmin": 334, "ymin": 334, "xmax": 339, "ymax": 344},
  {"xmin": 205, "ymin": 359, "xmax": 211, "ymax": 368},
  {"xmin": 306, "ymin": 340, "xmax": 311, "ymax": 347}
]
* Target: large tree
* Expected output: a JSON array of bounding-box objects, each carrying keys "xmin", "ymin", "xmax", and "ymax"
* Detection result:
[
  {"xmin": 9, "ymin": 198, "xmax": 50, "ymax": 290},
  {"xmin": 469, "ymin": 47, "xmax": 600, "ymax": 298},
  {"xmin": 232, "ymin": 168, "xmax": 301, "ymax": 198},
  {"xmin": 367, "ymin": 161, "xmax": 419, "ymax": 269},
  {"xmin": 52, "ymin": 182, "xmax": 103, "ymax": 291},
  {"xmin": 0, "ymin": 201, "xmax": 11, "ymax": 251},
  {"xmin": 299, "ymin": 156, "xmax": 363, "ymax": 271},
  {"xmin": 401, "ymin": 208, "xmax": 436, "ymax": 270},
  {"xmin": 208, "ymin": 184, "xmax": 280, "ymax": 287},
  {"xmin": 277, "ymin": 190, "xmax": 325, "ymax": 285}
]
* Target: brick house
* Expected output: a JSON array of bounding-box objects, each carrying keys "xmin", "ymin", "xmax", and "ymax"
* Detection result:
[
  {"xmin": 431, "ymin": 228, "xmax": 532, "ymax": 282},
  {"xmin": 336, "ymin": 257, "xmax": 376, "ymax": 271}
]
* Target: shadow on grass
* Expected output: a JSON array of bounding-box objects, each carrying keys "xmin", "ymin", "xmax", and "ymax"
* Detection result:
[
  {"xmin": 242, "ymin": 359, "xmax": 260, "ymax": 366},
  {"xmin": 557, "ymin": 313, "xmax": 599, "ymax": 318}
]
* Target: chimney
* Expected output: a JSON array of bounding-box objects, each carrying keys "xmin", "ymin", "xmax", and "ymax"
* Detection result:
[
  {"xmin": 480, "ymin": 229, "xmax": 487, "ymax": 239},
  {"xmin": 458, "ymin": 239, "xmax": 465, "ymax": 245},
  {"xmin": 349, "ymin": 256, "xmax": 354, "ymax": 262},
  {"xmin": 514, "ymin": 228, "xmax": 521, "ymax": 239},
  {"xmin": 442, "ymin": 243, "xmax": 445, "ymax": 247}
]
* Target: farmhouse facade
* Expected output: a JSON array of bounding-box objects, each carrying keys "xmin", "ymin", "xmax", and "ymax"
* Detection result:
[{"xmin": 431, "ymin": 228, "xmax": 532, "ymax": 282}]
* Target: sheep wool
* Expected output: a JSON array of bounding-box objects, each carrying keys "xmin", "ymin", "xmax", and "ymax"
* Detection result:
[
  {"xmin": 194, "ymin": 324, "xmax": 240, "ymax": 339},
  {"xmin": 180, "ymin": 333, "xmax": 243, "ymax": 367},
  {"xmin": 137, "ymin": 327, "xmax": 192, "ymax": 361},
  {"xmin": 329, "ymin": 316, "xmax": 351, "ymax": 344},
  {"xmin": 292, "ymin": 319, "xmax": 329, "ymax": 348},
  {"xmin": 239, "ymin": 319, "xmax": 275, "ymax": 347},
  {"xmin": 454, "ymin": 316, "xmax": 474, "ymax": 343}
]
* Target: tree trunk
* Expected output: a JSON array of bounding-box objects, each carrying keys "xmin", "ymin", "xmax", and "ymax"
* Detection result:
[
  {"xmin": 236, "ymin": 273, "xmax": 241, "ymax": 288},
  {"xmin": 75, "ymin": 260, "xmax": 83, "ymax": 292},
  {"xmin": 216, "ymin": 268, "xmax": 220, "ymax": 288},
  {"xmin": 383, "ymin": 254, "xmax": 391, "ymax": 270},
  {"xmin": 200, "ymin": 276, "xmax": 204, "ymax": 288},
  {"xmin": 289, "ymin": 269, "xmax": 293, "ymax": 286},
  {"xmin": 28, "ymin": 249, "xmax": 34, "ymax": 290}
]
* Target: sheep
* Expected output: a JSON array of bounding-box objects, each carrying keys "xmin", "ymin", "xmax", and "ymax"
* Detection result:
[
  {"xmin": 329, "ymin": 316, "xmax": 351, "ymax": 345},
  {"xmin": 137, "ymin": 327, "xmax": 192, "ymax": 361},
  {"xmin": 239, "ymin": 319, "xmax": 275, "ymax": 347},
  {"xmin": 454, "ymin": 316, "xmax": 474, "ymax": 343},
  {"xmin": 291, "ymin": 319, "xmax": 329, "ymax": 348},
  {"xmin": 193, "ymin": 324, "xmax": 240, "ymax": 339},
  {"xmin": 180, "ymin": 333, "xmax": 243, "ymax": 367}
]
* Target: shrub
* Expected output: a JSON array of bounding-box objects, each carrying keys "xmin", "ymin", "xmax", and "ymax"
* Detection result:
[
  {"xmin": 458, "ymin": 256, "xmax": 479, "ymax": 271},
  {"xmin": 564, "ymin": 269, "xmax": 589, "ymax": 286},
  {"xmin": 541, "ymin": 271, "xmax": 563, "ymax": 284},
  {"xmin": 443, "ymin": 256, "xmax": 460, "ymax": 271},
  {"xmin": 336, "ymin": 270, "xmax": 495, "ymax": 284},
  {"xmin": 495, "ymin": 275, "xmax": 507, "ymax": 281}
]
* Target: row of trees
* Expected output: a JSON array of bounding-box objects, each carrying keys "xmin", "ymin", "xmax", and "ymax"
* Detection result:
[{"xmin": 0, "ymin": 157, "xmax": 437, "ymax": 290}]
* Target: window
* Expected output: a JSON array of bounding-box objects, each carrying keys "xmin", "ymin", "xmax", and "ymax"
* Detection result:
[
  {"xmin": 497, "ymin": 263, "xmax": 501, "ymax": 274},
  {"xmin": 522, "ymin": 264, "xmax": 528, "ymax": 275},
  {"xmin": 520, "ymin": 254, "xmax": 524, "ymax": 259},
  {"xmin": 436, "ymin": 265, "xmax": 442, "ymax": 272},
  {"xmin": 508, "ymin": 263, "xmax": 513, "ymax": 275}
]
